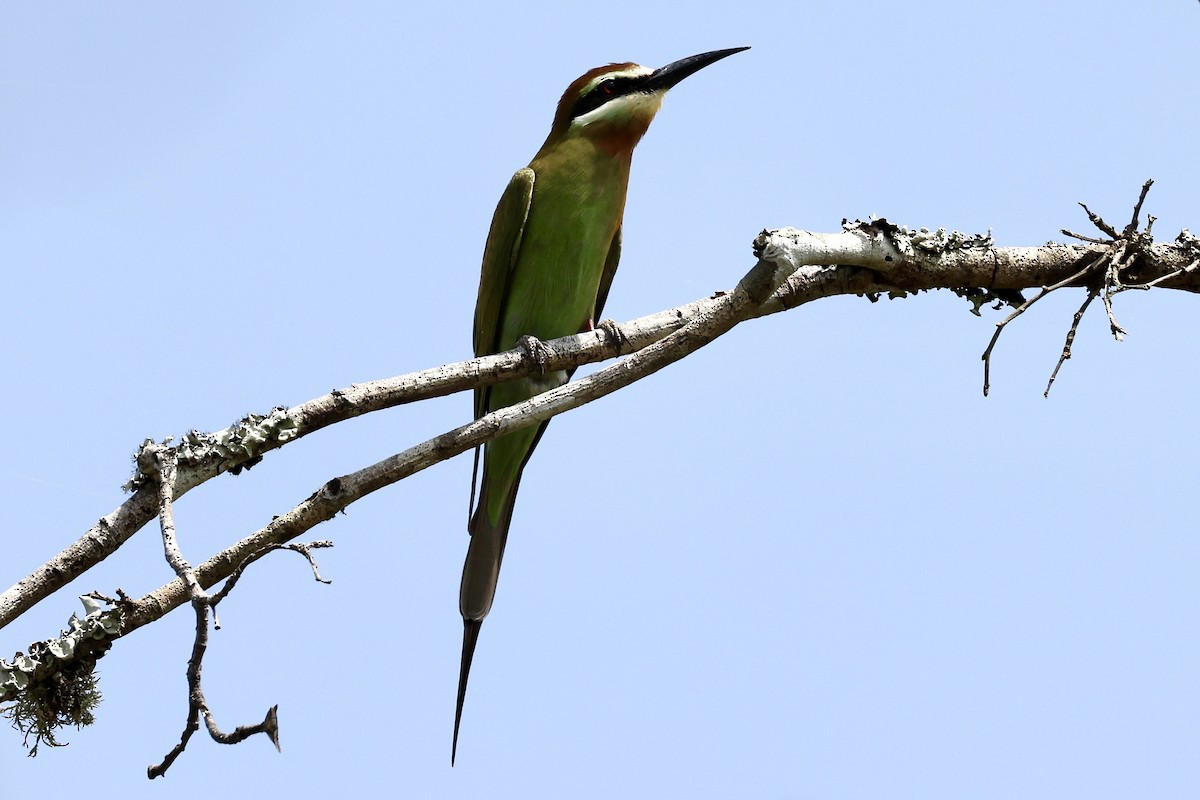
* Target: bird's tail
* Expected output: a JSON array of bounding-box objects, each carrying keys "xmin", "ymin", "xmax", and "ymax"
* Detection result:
[
  {"xmin": 452, "ymin": 475, "xmax": 520, "ymax": 765},
  {"xmin": 452, "ymin": 618, "xmax": 482, "ymax": 766}
]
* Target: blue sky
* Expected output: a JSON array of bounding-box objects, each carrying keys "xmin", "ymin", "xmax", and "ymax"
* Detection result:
[{"xmin": 3, "ymin": 2, "xmax": 1199, "ymax": 797}]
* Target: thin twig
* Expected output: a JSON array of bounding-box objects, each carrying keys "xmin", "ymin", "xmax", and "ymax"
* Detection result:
[
  {"xmin": 1101, "ymin": 243, "xmax": 1130, "ymax": 341},
  {"xmin": 1061, "ymin": 229, "xmax": 1108, "ymax": 244},
  {"xmin": 1080, "ymin": 202, "xmax": 1120, "ymax": 239},
  {"xmin": 981, "ymin": 256, "xmax": 1103, "ymax": 396},
  {"xmin": 286, "ymin": 542, "xmax": 335, "ymax": 585},
  {"xmin": 212, "ymin": 541, "xmax": 334, "ymax": 610},
  {"xmin": 1124, "ymin": 179, "xmax": 1154, "ymax": 236},
  {"xmin": 1044, "ymin": 289, "xmax": 1099, "ymax": 397},
  {"xmin": 1113, "ymin": 258, "xmax": 1200, "ymax": 293}
]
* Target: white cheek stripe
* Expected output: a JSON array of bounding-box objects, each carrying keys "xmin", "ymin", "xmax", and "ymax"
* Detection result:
[{"xmin": 571, "ymin": 90, "xmax": 661, "ymax": 128}]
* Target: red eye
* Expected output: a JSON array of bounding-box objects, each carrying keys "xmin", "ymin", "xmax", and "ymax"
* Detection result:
[{"xmin": 600, "ymin": 80, "xmax": 615, "ymax": 95}]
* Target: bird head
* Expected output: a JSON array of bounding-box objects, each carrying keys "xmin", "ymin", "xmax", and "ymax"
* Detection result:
[{"xmin": 540, "ymin": 47, "xmax": 749, "ymax": 156}]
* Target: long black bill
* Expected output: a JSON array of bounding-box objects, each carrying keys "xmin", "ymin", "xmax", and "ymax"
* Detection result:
[{"xmin": 645, "ymin": 46, "xmax": 750, "ymax": 92}]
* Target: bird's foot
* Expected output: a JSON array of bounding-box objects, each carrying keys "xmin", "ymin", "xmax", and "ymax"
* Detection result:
[
  {"xmin": 594, "ymin": 318, "xmax": 629, "ymax": 353},
  {"xmin": 517, "ymin": 334, "xmax": 551, "ymax": 375}
]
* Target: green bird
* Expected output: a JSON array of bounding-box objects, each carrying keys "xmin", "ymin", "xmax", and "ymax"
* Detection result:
[{"xmin": 455, "ymin": 46, "xmax": 749, "ymax": 763}]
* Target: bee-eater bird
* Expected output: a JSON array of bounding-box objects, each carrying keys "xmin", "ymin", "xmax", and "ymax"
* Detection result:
[{"xmin": 454, "ymin": 46, "xmax": 749, "ymax": 763}]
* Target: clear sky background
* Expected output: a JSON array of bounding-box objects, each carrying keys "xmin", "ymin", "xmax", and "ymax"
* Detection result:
[{"xmin": 3, "ymin": 2, "xmax": 1199, "ymax": 798}]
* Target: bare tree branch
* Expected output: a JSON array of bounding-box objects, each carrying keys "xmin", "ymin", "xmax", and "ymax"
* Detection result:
[
  {"xmin": 5, "ymin": 221, "xmax": 1199, "ymax": 633},
  {"xmin": 5, "ymin": 204, "xmax": 1200, "ymax": 720}
]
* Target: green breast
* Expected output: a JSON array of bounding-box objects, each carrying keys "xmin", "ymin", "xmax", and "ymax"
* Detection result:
[{"xmin": 496, "ymin": 141, "xmax": 629, "ymax": 351}]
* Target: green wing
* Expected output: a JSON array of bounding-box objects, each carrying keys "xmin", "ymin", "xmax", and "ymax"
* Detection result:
[
  {"xmin": 592, "ymin": 225, "xmax": 621, "ymax": 324},
  {"xmin": 473, "ymin": 167, "xmax": 534, "ymax": 420}
]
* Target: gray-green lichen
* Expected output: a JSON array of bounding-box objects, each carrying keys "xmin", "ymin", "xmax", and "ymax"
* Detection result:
[
  {"xmin": 843, "ymin": 216, "xmax": 994, "ymax": 257},
  {"xmin": 125, "ymin": 406, "xmax": 300, "ymax": 490},
  {"xmin": 1, "ymin": 597, "xmax": 122, "ymax": 755},
  {"xmin": 889, "ymin": 222, "xmax": 993, "ymax": 257}
]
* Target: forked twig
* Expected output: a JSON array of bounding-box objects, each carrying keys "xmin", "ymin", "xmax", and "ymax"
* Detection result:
[
  {"xmin": 985, "ymin": 180, "xmax": 1159, "ymax": 396},
  {"xmin": 141, "ymin": 443, "xmax": 331, "ymax": 778}
]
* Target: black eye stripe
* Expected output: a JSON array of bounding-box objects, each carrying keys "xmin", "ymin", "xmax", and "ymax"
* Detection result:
[{"xmin": 569, "ymin": 75, "xmax": 644, "ymax": 121}]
